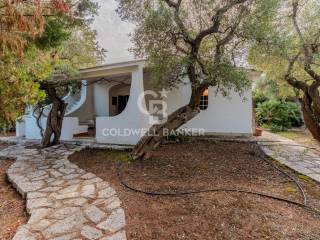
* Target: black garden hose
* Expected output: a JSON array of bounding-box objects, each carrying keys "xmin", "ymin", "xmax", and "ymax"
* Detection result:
[
  {"xmin": 116, "ymin": 142, "xmax": 320, "ymax": 217},
  {"xmin": 117, "ymin": 167, "xmax": 320, "ymax": 216},
  {"xmin": 257, "ymin": 148, "xmax": 308, "ymax": 206}
]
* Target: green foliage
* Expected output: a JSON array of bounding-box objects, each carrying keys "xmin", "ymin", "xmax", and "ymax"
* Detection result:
[
  {"xmin": 243, "ymin": 0, "xmax": 282, "ymax": 39},
  {"xmin": 117, "ymin": 0, "xmax": 267, "ymax": 96},
  {"xmin": 115, "ymin": 154, "xmax": 133, "ymax": 164},
  {"xmin": 256, "ymin": 100, "xmax": 303, "ymax": 132},
  {"xmin": 35, "ymin": 18, "xmax": 72, "ymax": 49},
  {"xmin": 167, "ymin": 132, "xmax": 191, "ymax": 143},
  {"xmin": 253, "ymin": 91, "xmax": 269, "ymax": 106},
  {"xmin": 0, "ymin": 47, "xmax": 47, "ymax": 126},
  {"xmin": 253, "ymin": 76, "xmax": 296, "ymax": 106},
  {"xmin": 0, "ymin": 1, "xmax": 104, "ymax": 128},
  {"xmin": 248, "ymin": 0, "xmax": 320, "ymax": 98}
]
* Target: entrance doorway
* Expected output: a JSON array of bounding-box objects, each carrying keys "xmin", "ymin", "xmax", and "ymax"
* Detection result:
[{"xmin": 118, "ymin": 95, "xmax": 129, "ymax": 114}]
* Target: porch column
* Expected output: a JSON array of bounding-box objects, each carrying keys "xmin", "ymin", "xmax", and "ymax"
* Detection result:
[{"xmin": 127, "ymin": 65, "xmax": 150, "ymax": 129}]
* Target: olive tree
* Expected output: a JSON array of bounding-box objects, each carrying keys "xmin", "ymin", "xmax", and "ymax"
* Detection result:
[
  {"xmin": 117, "ymin": 0, "xmax": 274, "ymax": 159},
  {"xmin": 249, "ymin": 0, "xmax": 320, "ymax": 141}
]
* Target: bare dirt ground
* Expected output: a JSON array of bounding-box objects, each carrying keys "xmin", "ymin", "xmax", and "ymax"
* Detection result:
[
  {"xmin": 70, "ymin": 141, "xmax": 320, "ymax": 240},
  {"xmin": 0, "ymin": 143, "xmax": 27, "ymax": 240}
]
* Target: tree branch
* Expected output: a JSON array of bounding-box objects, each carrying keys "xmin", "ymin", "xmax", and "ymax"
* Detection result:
[
  {"xmin": 285, "ymin": 53, "xmax": 308, "ymax": 91},
  {"xmin": 292, "ymin": 0, "xmax": 309, "ymax": 58},
  {"xmin": 162, "ymin": 0, "xmax": 193, "ymax": 45},
  {"xmin": 290, "ymin": 1, "xmax": 320, "ymax": 84},
  {"xmin": 194, "ymin": 0, "xmax": 248, "ymax": 47}
]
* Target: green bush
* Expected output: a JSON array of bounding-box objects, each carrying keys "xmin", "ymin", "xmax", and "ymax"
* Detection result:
[
  {"xmin": 256, "ymin": 100, "xmax": 303, "ymax": 132},
  {"xmin": 253, "ymin": 90, "xmax": 269, "ymax": 106}
]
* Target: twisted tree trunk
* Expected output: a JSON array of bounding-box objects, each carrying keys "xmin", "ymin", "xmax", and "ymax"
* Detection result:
[
  {"xmin": 287, "ymin": 76, "xmax": 320, "ymax": 141},
  {"xmin": 133, "ymin": 87, "xmax": 204, "ymax": 159},
  {"xmin": 41, "ymin": 85, "xmax": 67, "ymax": 147},
  {"xmin": 300, "ymin": 90, "xmax": 320, "ymax": 141}
]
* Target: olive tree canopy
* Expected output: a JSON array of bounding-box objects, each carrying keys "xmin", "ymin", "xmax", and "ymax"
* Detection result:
[{"xmin": 116, "ymin": 0, "xmax": 277, "ymax": 158}]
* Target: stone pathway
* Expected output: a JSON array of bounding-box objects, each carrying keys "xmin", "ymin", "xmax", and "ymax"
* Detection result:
[
  {"xmin": 258, "ymin": 132, "xmax": 320, "ymax": 183},
  {"xmin": 0, "ymin": 143, "xmax": 127, "ymax": 240}
]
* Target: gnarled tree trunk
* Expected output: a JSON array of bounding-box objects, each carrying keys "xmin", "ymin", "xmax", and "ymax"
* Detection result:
[
  {"xmin": 300, "ymin": 91, "xmax": 320, "ymax": 141},
  {"xmin": 133, "ymin": 87, "xmax": 204, "ymax": 159},
  {"xmin": 286, "ymin": 75, "xmax": 320, "ymax": 142},
  {"xmin": 41, "ymin": 85, "xmax": 67, "ymax": 147}
]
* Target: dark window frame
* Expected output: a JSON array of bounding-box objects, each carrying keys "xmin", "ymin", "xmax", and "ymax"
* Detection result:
[{"xmin": 200, "ymin": 94, "xmax": 209, "ymax": 111}]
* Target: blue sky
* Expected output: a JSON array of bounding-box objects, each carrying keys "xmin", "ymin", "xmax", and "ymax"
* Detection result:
[{"xmin": 92, "ymin": 0, "xmax": 135, "ymax": 63}]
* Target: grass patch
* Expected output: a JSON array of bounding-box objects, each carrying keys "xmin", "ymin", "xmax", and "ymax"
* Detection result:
[
  {"xmin": 95, "ymin": 150, "xmax": 133, "ymax": 164},
  {"xmin": 298, "ymin": 174, "xmax": 314, "ymax": 183},
  {"xmin": 275, "ymin": 129, "xmax": 320, "ymax": 151},
  {"xmin": 115, "ymin": 154, "xmax": 133, "ymax": 164},
  {"xmin": 285, "ymin": 186, "xmax": 297, "ymax": 193},
  {"xmin": 276, "ymin": 131, "xmax": 299, "ymax": 140}
]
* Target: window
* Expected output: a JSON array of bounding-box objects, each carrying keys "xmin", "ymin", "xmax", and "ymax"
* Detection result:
[{"xmin": 200, "ymin": 89, "xmax": 209, "ymax": 110}]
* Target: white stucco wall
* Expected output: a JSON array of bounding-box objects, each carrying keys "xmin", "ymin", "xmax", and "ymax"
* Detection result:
[
  {"xmin": 93, "ymin": 83, "xmax": 109, "ymax": 117},
  {"xmin": 183, "ymin": 89, "xmax": 253, "ymax": 135},
  {"xmin": 16, "ymin": 117, "xmax": 26, "ymax": 137},
  {"xmin": 21, "ymin": 61, "xmax": 253, "ymax": 143},
  {"xmin": 25, "ymin": 116, "xmax": 46, "ymax": 140},
  {"xmin": 96, "ymin": 65, "xmax": 151, "ymax": 145},
  {"xmin": 68, "ymin": 84, "xmax": 95, "ymax": 123},
  {"xmin": 145, "ymin": 76, "xmax": 253, "ymax": 135},
  {"xmin": 162, "ymin": 84, "xmax": 253, "ymax": 135},
  {"xmin": 24, "ymin": 116, "xmax": 83, "ymax": 141}
]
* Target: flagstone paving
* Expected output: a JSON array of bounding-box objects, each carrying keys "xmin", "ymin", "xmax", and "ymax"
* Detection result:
[
  {"xmin": 258, "ymin": 132, "xmax": 320, "ymax": 183},
  {"xmin": 0, "ymin": 143, "xmax": 126, "ymax": 240}
]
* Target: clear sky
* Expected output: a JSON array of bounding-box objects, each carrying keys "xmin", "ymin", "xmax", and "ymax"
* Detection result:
[{"xmin": 92, "ymin": 0, "xmax": 135, "ymax": 64}]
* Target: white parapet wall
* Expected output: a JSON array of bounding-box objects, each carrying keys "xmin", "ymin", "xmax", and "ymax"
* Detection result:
[
  {"xmin": 23, "ymin": 116, "xmax": 82, "ymax": 141},
  {"xmin": 16, "ymin": 116, "xmax": 26, "ymax": 138},
  {"xmin": 25, "ymin": 116, "xmax": 46, "ymax": 140}
]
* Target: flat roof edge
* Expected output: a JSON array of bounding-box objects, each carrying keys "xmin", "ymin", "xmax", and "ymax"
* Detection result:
[{"xmin": 80, "ymin": 59, "xmax": 146, "ymax": 72}]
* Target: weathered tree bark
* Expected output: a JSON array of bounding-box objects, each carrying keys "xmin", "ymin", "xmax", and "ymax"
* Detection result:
[
  {"xmin": 286, "ymin": 75, "xmax": 320, "ymax": 142},
  {"xmin": 41, "ymin": 84, "xmax": 67, "ymax": 147},
  {"xmin": 287, "ymin": 1, "xmax": 320, "ymax": 142},
  {"xmin": 133, "ymin": 87, "xmax": 204, "ymax": 159},
  {"xmin": 300, "ymin": 92, "xmax": 320, "ymax": 141}
]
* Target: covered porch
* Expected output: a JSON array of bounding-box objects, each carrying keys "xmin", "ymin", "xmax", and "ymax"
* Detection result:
[{"xmin": 18, "ymin": 60, "xmax": 152, "ymax": 145}]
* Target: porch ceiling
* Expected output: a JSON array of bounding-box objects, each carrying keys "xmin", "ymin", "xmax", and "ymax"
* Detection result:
[{"xmin": 85, "ymin": 74, "xmax": 132, "ymax": 85}]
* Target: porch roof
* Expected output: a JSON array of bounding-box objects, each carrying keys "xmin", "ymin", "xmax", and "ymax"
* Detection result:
[
  {"xmin": 68, "ymin": 59, "xmax": 261, "ymax": 82},
  {"xmin": 72, "ymin": 59, "xmax": 146, "ymax": 81}
]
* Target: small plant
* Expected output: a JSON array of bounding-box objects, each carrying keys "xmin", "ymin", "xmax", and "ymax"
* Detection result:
[
  {"xmin": 298, "ymin": 174, "xmax": 315, "ymax": 184},
  {"xmin": 167, "ymin": 132, "xmax": 191, "ymax": 143},
  {"xmin": 285, "ymin": 186, "xmax": 297, "ymax": 193},
  {"xmin": 270, "ymin": 124, "xmax": 286, "ymax": 133},
  {"xmin": 115, "ymin": 154, "xmax": 133, "ymax": 164}
]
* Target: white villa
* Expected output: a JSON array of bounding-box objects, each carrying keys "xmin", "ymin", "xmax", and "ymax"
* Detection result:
[{"xmin": 16, "ymin": 60, "xmax": 259, "ymax": 145}]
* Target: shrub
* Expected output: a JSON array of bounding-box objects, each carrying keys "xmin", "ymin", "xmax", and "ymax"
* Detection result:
[
  {"xmin": 256, "ymin": 100, "xmax": 303, "ymax": 132},
  {"xmin": 253, "ymin": 90, "xmax": 269, "ymax": 106}
]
